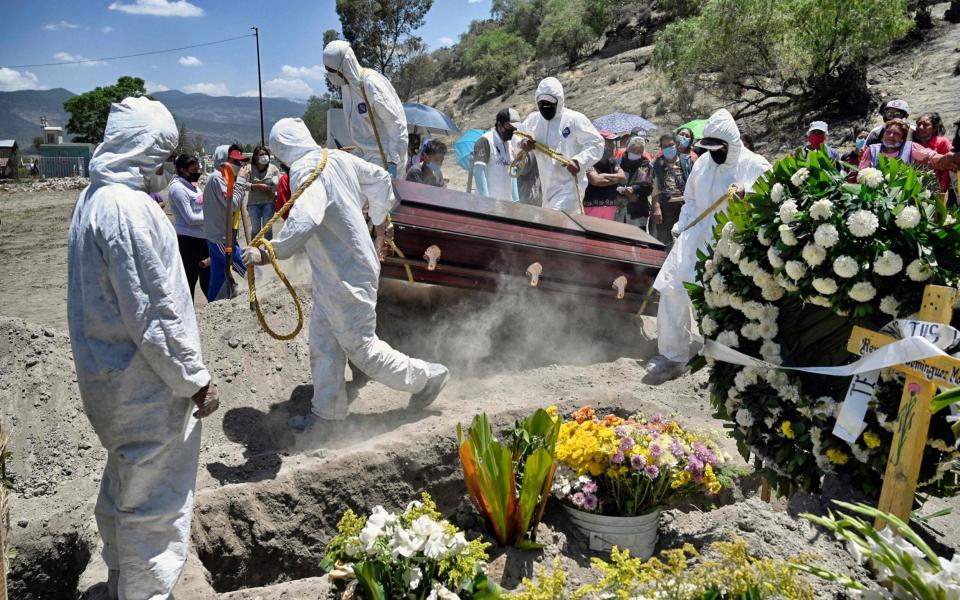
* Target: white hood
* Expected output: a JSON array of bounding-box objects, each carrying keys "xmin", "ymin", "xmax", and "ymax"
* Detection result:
[
  {"xmin": 701, "ymin": 108, "xmax": 742, "ymax": 167},
  {"xmin": 88, "ymin": 96, "xmax": 177, "ymax": 189},
  {"xmin": 212, "ymin": 144, "xmax": 230, "ymax": 169},
  {"xmin": 323, "ymin": 40, "xmax": 362, "ymax": 87},
  {"xmin": 535, "ymin": 77, "xmax": 565, "ymax": 114},
  {"xmin": 269, "ymin": 118, "xmax": 321, "ymax": 171}
]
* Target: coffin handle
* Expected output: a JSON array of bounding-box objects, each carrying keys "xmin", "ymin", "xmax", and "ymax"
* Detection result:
[
  {"xmin": 424, "ymin": 245, "xmax": 441, "ymax": 271},
  {"xmin": 613, "ymin": 275, "xmax": 628, "ymax": 300},
  {"xmin": 526, "ymin": 262, "xmax": 543, "ymax": 287}
]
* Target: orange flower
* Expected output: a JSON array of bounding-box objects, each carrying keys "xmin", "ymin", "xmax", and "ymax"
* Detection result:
[
  {"xmin": 573, "ymin": 406, "xmax": 596, "ymax": 424},
  {"xmin": 603, "ymin": 414, "xmax": 624, "ymax": 427}
]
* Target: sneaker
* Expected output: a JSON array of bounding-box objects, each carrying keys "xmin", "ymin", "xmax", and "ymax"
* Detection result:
[
  {"xmin": 408, "ymin": 363, "xmax": 450, "ymax": 410},
  {"xmin": 643, "ymin": 355, "xmax": 689, "ymax": 385}
]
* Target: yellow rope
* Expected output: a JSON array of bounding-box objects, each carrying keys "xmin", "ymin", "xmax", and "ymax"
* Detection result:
[
  {"xmin": 246, "ymin": 149, "xmax": 329, "ymax": 340},
  {"xmin": 509, "ymin": 131, "xmax": 585, "ymax": 214}
]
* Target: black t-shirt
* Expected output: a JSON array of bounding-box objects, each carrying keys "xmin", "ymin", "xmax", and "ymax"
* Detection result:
[{"xmin": 584, "ymin": 159, "xmax": 620, "ymax": 207}]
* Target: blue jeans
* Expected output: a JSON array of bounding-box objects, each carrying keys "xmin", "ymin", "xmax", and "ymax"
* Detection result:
[
  {"xmin": 248, "ymin": 202, "xmax": 276, "ymax": 240},
  {"xmin": 206, "ymin": 241, "xmax": 246, "ymax": 302}
]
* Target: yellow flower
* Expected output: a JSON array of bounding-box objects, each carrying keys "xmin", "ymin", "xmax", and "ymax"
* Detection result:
[
  {"xmin": 780, "ymin": 421, "xmax": 795, "ymax": 440},
  {"xmin": 546, "ymin": 405, "xmax": 558, "ymax": 417},
  {"xmin": 862, "ymin": 431, "xmax": 881, "ymax": 449},
  {"xmin": 671, "ymin": 470, "xmax": 692, "ymax": 489},
  {"xmin": 826, "ymin": 449, "xmax": 849, "ymax": 465}
]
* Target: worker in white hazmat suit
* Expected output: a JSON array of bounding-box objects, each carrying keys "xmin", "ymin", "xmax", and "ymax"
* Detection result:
[
  {"xmin": 67, "ymin": 96, "xmax": 219, "ymax": 600},
  {"xmin": 472, "ymin": 108, "xmax": 522, "ymax": 202},
  {"xmin": 243, "ymin": 118, "xmax": 449, "ymax": 428},
  {"xmin": 519, "ymin": 77, "xmax": 604, "ymax": 212},
  {"xmin": 323, "ymin": 40, "xmax": 408, "ymax": 177},
  {"xmin": 646, "ymin": 108, "xmax": 771, "ymax": 384}
]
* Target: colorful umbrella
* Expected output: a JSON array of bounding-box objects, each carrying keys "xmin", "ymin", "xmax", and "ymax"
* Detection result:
[
  {"xmin": 453, "ymin": 128, "xmax": 485, "ymax": 171},
  {"xmin": 676, "ymin": 119, "xmax": 707, "ymax": 139},
  {"xmin": 591, "ymin": 113, "xmax": 658, "ymax": 135},
  {"xmin": 403, "ymin": 103, "xmax": 461, "ymax": 135}
]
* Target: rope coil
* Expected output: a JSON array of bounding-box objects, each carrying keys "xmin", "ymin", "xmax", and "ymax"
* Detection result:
[{"xmin": 509, "ymin": 131, "xmax": 585, "ymax": 214}]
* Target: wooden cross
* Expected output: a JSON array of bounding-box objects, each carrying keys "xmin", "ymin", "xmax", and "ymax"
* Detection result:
[{"xmin": 845, "ymin": 285, "xmax": 958, "ymax": 528}]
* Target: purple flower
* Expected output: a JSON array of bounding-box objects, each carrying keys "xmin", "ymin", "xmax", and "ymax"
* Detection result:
[
  {"xmin": 649, "ymin": 443, "xmax": 663, "ymax": 458},
  {"xmin": 619, "ymin": 436, "xmax": 635, "ymax": 452},
  {"xmin": 582, "ymin": 479, "xmax": 598, "ymax": 494},
  {"xmin": 615, "ymin": 425, "xmax": 629, "ymax": 438},
  {"xmin": 572, "ymin": 492, "xmax": 586, "ymax": 507},
  {"xmin": 650, "ymin": 414, "xmax": 664, "ymax": 425},
  {"xmin": 612, "ymin": 450, "xmax": 625, "ymax": 464},
  {"xmin": 582, "ymin": 493, "xmax": 598, "ymax": 511},
  {"xmin": 630, "ymin": 454, "xmax": 647, "ymax": 470},
  {"xmin": 687, "ymin": 456, "xmax": 704, "ymax": 480},
  {"xmin": 671, "ymin": 440, "xmax": 685, "ymax": 458},
  {"xmin": 693, "ymin": 442, "xmax": 717, "ymax": 465},
  {"xmin": 644, "ymin": 464, "xmax": 660, "ymax": 479}
]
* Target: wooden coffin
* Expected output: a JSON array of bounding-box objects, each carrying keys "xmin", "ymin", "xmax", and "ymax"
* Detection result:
[{"xmin": 382, "ymin": 180, "xmax": 666, "ymax": 314}]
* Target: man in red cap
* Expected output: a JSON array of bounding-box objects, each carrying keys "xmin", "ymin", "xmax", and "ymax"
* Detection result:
[
  {"xmin": 583, "ymin": 129, "xmax": 626, "ymax": 220},
  {"xmin": 202, "ymin": 143, "xmax": 250, "ymax": 301}
]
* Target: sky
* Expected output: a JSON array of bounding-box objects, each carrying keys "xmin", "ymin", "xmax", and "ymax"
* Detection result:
[{"xmin": 0, "ymin": 0, "xmax": 491, "ymax": 99}]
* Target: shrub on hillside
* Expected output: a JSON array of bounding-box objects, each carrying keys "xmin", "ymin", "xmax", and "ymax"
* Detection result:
[{"xmin": 464, "ymin": 29, "xmax": 534, "ymax": 95}]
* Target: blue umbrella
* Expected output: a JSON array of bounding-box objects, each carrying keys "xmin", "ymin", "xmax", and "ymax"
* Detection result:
[
  {"xmin": 453, "ymin": 128, "xmax": 485, "ymax": 171},
  {"xmin": 403, "ymin": 103, "xmax": 461, "ymax": 135},
  {"xmin": 591, "ymin": 113, "xmax": 658, "ymax": 135}
]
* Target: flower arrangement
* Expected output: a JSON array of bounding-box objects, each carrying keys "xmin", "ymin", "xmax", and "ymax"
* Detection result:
[
  {"xmin": 689, "ymin": 150, "xmax": 960, "ymax": 496},
  {"xmin": 551, "ymin": 407, "xmax": 728, "ymax": 516},
  {"xmin": 320, "ymin": 493, "xmax": 501, "ymax": 599},
  {"xmin": 797, "ymin": 501, "xmax": 960, "ymax": 598},
  {"xmin": 506, "ymin": 538, "xmax": 814, "ymax": 599}
]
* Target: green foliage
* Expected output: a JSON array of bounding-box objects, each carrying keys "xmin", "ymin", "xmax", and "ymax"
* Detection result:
[
  {"xmin": 653, "ymin": 0, "xmax": 912, "ymax": 114},
  {"xmin": 492, "ymin": 0, "xmax": 547, "ymax": 45},
  {"xmin": 31, "ymin": 136, "xmax": 43, "ymax": 152},
  {"xmin": 335, "ymin": 0, "xmax": 433, "ymax": 78},
  {"xmin": 63, "ymin": 76, "xmax": 147, "ymax": 143},
  {"xmin": 301, "ymin": 94, "xmax": 340, "ymax": 147},
  {"xmin": 394, "ymin": 48, "xmax": 439, "ymax": 100},
  {"xmin": 536, "ymin": 0, "xmax": 598, "ymax": 66},
  {"xmin": 463, "ymin": 29, "xmax": 533, "ymax": 94}
]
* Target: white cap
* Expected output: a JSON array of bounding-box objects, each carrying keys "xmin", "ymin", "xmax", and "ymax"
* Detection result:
[
  {"xmin": 536, "ymin": 93, "xmax": 558, "ymax": 104},
  {"xmin": 807, "ymin": 120, "xmax": 828, "ymax": 134},
  {"xmin": 886, "ymin": 99, "xmax": 909, "ymax": 113}
]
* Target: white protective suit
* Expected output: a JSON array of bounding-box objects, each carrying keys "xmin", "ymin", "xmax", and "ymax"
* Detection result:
[
  {"xmin": 519, "ymin": 77, "xmax": 604, "ymax": 212},
  {"xmin": 323, "ymin": 41, "xmax": 408, "ymax": 172},
  {"xmin": 67, "ymin": 96, "xmax": 210, "ymax": 599},
  {"xmin": 653, "ymin": 109, "xmax": 771, "ymax": 362},
  {"xmin": 267, "ymin": 118, "xmax": 431, "ymax": 419}
]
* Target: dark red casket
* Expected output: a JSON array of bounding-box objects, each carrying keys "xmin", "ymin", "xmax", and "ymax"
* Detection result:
[{"xmin": 382, "ymin": 180, "xmax": 666, "ymax": 314}]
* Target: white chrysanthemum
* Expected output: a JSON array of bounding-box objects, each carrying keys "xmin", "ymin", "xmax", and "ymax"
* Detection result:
[
  {"xmin": 810, "ymin": 198, "xmax": 834, "ymax": 220},
  {"xmin": 802, "ymin": 243, "xmax": 826, "ymax": 267},
  {"xmin": 848, "ymin": 281, "xmax": 877, "ymax": 302},
  {"xmin": 752, "ymin": 271, "xmax": 775, "ymax": 289},
  {"xmin": 807, "ymin": 295, "xmax": 833, "ymax": 308},
  {"xmin": 779, "ymin": 224, "xmax": 798, "ymax": 246},
  {"xmin": 757, "ymin": 228, "xmax": 772, "ymax": 246},
  {"xmin": 743, "ymin": 301, "xmax": 764, "ymax": 320},
  {"xmin": 812, "ymin": 277, "xmax": 838, "ymax": 295},
  {"xmin": 790, "ymin": 167, "xmax": 810, "ymax": 187},
  {"xmin": 758, "ymin": 320, "xmax": 778, "ymax": 339},
  {"xmin": 738, "ymin": 258, "xmax": 759, "ymax": 277},
  {"xmin": 760, "ymin": 304, "xmax": 779, "ymax": 322},
  {"xmin": 895, "ymin": 205, "xmax": 921, "ymax": 230},
  {"xmin": 704, "ymin": 258, "xmax": 716, "ymax": 278},
  {"xmin": 721, "ymin": 220, "xmax": 737, "ymax": 239},
  {"xmin": 767, "ymin": 246, "xmax": 784, "ymax": 269},
  {"xmin": 785, "ymin": 260, "xmax": 807, "ymax": 280},
  {"xmin": 847, "ymin": 209, "xmax": 879, "ymax": 237},
  {"xmin": 906, "ymin": 259, "xmax": 933, "ymax": 281},
  {"xmin": 858, "ymin": 167, "xmax": 883, "ymax": 188},
  {"xmin": 775, "ymin": 274, "xmax": 798, "ymax": 292},
  {"xmin": 770, "ymin": 182, "xmax": 785, "ymax": 204},
  {"xmin": 741, "ymin": 322, "xmax": 762, "ymax": 341},
  {"xmin": 729, "ymin": 294, "xmax": 744, "ymax": 310},
  {"xmin": 879, "ymin": 295, "xmax": 900, "ymax": 317},
  {"xmin": 874, "ymin": 250, "xmax": 903, "ymax": 276},
  {"xmin": 735, "ymin": 409, "xmax": 755, "ymax": 428},
  {"xmin": 701, "ymin": 315, "xmax": 718, "ymax": 337},
  {"xmin": 814, "ymin": 223, "xmax": 839, "ymax": 248},
  {"xmin": 723, "ymin": 241, "xmax": 744, "ymax": 262},
  {"xmin": 832, "ymin": 255, "xmax": 859, "ymax": 278},
  {"xmin": 760, "ymin": 340, "xmax": 781, "ymax": 359},
  {"xmin": 710, "ymin": 273, "xmax": 726, "ymax": 293},
  {"xmin": 779, "ymin": 200, "xmax": 801, "ymax": 224},
  {"xmin": 761, "ymin": 285, "xmax": 785, "ymax": 301},
  {"xmin": 716, "ymin": 330, "xmax": 740, "ymax": 348}
]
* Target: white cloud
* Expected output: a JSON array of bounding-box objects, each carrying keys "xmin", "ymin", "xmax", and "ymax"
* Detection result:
[
  {"xmin": 240, "ymin": 78, "xmax": 313, "ymax": 99},
  {"xmin": 468, "ymin": 0, "xmax": 483, "ymax": 3},
  {"xmin": 108, "ymin": 0, "xmax": 204, "ymax": 17},
  {"xmin": 145, "ymin": 81, "xmax": 170, "ymax": 93},
  {"xmin": 44, "ymin": 20, "xmax": 79, "ymax": 31},
  {"xmin": 0, "ymin": 68, "xmax": 43, "ymax": 92},
  {"xmin": 178, "ymin": 55, "xmax": 202, "ymax": 67},
  {"xmin": 53, "ymin": 52, "xmax": 105, "ymax": 67},
  {"xmin": 183, "ymin": 82, "xmax": 229, "ymax": 96},
  {"xmin": 279, "ymin": 65, "xmax": 326, "ymax": 80},
  {"xmin": 100, "ymin": 26, "xmax": 114, "ymax": 33},
  {"xmin": 438, "ymin": 36, "xmax": 454, "ymax": 46}
]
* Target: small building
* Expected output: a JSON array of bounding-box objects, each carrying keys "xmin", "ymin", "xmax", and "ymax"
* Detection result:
[
  {"xmin": 0, "ymin": 140, "xmax": 19, "ymax": 179},
  {"xmin": 38, "ymin": 143, "xmax": 95, "ymax": 178},
  {"xmin": 39, "ymin": 116, "xmax": 64, "ymax": 145}
]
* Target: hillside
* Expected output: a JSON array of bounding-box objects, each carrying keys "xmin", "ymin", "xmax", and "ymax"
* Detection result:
[{"xmin": 0, "ymin": 88, "xmax": 307, "ymax": 152}]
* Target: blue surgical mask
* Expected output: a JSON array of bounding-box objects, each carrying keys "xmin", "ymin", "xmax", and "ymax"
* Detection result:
[
  {"xmin": 425, "ymin": 161, "xmax": 441, "ymax": 173},
  {"xmin": 882, "ymin": 141, "xmax": 902, "ymax": 151},
  {"xmin": 678, "ymin": 136, "xmax": 691, "ymax": 149},
  {"xmin": 855, "ymin": 138, "xmax": 866, "ymax": 150},
  {"xmin": 662, "ymin": 146, "xmax": 678, "ymax": 159},
  {"xmin": 626, "ymin": 152, "xmax": 643, "ymax": 160}
]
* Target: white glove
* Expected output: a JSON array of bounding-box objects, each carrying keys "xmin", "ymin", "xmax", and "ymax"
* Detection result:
[{"xmin": 242, "ymin": 246, "xmax": 268, "ymax": 267}]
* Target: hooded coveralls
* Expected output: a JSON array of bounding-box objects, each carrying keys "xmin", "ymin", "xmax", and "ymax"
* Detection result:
[
  {"xmin": 67, "ymin": 97, "xmax": 211, "ymax": 599},
  {"xmin": 268, "ymin": 118, "xmax": 431, "ymax": 419},
  {"xmin": 519, "ymin": 77, "xmax": 604, "ymax": 213},
  {"xmin": 653, "ymin": 109, "xmax": 771, "ymax": 362},
  {"xmin": 323, "ymin": 41, "xmax": 408, "ymax": 172}
]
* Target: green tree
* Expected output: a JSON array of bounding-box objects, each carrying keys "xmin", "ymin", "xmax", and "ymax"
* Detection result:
[
  {"xmin": 394, "ymin": 45, "xmax": 439, "ymax": 100},
  {"xmin": 653, "ymin": 0, "xmax": 912, "ymax": 116},
  {"xmin": 464, "ymin": 29, "xmax": 533, "ymax": 95},
  {"xmin": 302, "ymin": 94, "xmax": 342, "ymax": 146},
  {"xmin": 536, "ymin": 0, "xmax": 597, "ymax": 66},
  {"xmin": 32, "ymin": 136, "xmax": 44, "ymax": 152},
  {"xmin": 175, "ymin": 122, "xmax": 192, "ymax": 156},
  {"xmin": 63, "ymin": 76, "xmax": 147, "ymax": 143},
  {"xmin": 492, "ymin": 0, "xmax": 547, "ymax": 45},
  {"xmin": 335, "ymin": 0, "xmax": 433, "ymax": 78}
]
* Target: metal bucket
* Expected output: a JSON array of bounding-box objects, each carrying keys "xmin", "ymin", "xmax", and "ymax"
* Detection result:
[{"xmin": 563, "ymin": 505, "xmax": 660, "ymax": 560}]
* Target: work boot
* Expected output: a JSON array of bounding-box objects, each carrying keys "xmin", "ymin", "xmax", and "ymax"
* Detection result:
[
  {"xmin": 408, "ymin": 363, "xmax": 450, "ymax": 410},
  {"xmin": 642, "ymin": 355, "xmax": 689, "ymax": 385}
]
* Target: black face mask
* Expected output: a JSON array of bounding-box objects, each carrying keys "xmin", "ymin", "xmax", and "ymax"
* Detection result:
[
  {"xmin": 187, "ymin": 172, "xmax": 201, "ymax": 182},
  {"xmin": 709, "ymin": 148, "xmax": 728, "ymax": 165},
  {"xmin": 538, "ymin": 101, "xmax": 558, "ymax": 121},
  {"xmin": 498, "ymin": 125, "xmax": 515, "ymax": 141}
]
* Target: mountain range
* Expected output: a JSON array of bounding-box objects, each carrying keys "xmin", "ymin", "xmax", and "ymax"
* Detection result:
[{"xmin": 0, "ymin": 88, "xmax": 308, "ymax": 152}]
